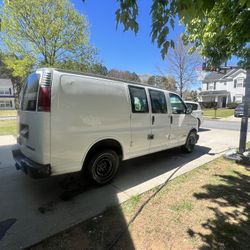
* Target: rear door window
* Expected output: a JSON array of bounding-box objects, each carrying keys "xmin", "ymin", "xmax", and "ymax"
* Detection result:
[
  {"xmin": 21, "ymin": 73, "xmax": 40, "ymax": 111},
  {"xmin": 149, "ymin": 89, "xmax": 168, "ymax": 113},
  {"xmin": 129, "ymin": 86, "xmax": 149, "ymax": 113}
]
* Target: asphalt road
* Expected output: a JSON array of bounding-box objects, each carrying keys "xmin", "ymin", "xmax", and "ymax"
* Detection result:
[{"xmin": 203, "ymin": 119, "xmax": 249, "ymax": 131}]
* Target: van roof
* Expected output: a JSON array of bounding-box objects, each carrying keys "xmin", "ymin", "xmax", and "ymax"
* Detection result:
[{"xmin": 37, "ymin": 67, "xmax": 175, "ymax": 93}]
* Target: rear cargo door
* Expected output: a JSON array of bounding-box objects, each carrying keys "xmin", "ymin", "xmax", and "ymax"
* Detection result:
[{"xmin": 18, "ymin": 72, "xmax": 51, "ymax": 164}]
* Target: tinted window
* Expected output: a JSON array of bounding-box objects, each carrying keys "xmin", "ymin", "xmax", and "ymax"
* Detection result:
[
  {"xmin": 149, "ymin": 89, "xmax": 167, "ymax": 113},
  {"xmin": 21, "ymin": 73, "xmax": 40, "ymax": 111},
  {"xmin": 129, "ymin": 86, "xmax": 148, "ymax": 113},
  {"xmin": 186, "ymin": 103, "xmax": 198, "ymax": 111},
  {"xmin": 170, "ymin": 93, "xmax": 186, "ymax": 114}
]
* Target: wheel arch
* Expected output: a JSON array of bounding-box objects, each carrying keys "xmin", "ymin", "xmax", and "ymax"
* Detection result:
[{"xmin": 82, "ymin": 138, "xmax": 123, "ymax": 170}]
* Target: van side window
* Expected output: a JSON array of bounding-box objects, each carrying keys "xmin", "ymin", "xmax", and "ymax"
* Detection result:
[
  {"xmin": 129, "ymin": 86, "xmax": 149, "ymax": 113},
  {"xmin": 169, "ymin": 93, "xmax": 186, "ymax": 114},
  {"xmin": 149, "ymin": 89, "xmax": 167, "ymax": 113}
]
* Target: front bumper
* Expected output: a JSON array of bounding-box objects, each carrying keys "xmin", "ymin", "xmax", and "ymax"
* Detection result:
[{"xmin": 12, "ymin": 147, "xmax": 51, "ymax": 178}]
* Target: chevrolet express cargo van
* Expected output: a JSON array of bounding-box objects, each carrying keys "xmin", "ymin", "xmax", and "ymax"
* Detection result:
[{"xmin": 12, "ymin": 68, "xmax": 199, "ymax": 184}]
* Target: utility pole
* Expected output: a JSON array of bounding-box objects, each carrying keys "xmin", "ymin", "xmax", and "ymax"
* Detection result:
[{"xmin": 239, "ymin": 68, "xmax": 250, "ymax": 153}]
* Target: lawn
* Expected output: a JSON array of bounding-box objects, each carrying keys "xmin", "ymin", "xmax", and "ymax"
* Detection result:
[
  {"xmin": 203, "ymin": 108, "xmax": 234, "ymax": 118},
  {"xmin": 0, "ymin": 120, "xmax": 17, "ymax": 135},
  {"xmin": 0, "ymin": 110, "xmax": 17, "ymax": 117},
  {"xmin": 30, "ymin": 157, "xmax": 250, "ymax": 250}
]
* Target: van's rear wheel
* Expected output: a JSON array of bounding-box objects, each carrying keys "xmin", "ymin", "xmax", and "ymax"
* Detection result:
[
  {"xmin": 182, "ymin": 131, "xmax": 197, "ymax": 153},
  {"xmin": 87, "ymin": 150, "xmax": 119, "ymax": 185}
]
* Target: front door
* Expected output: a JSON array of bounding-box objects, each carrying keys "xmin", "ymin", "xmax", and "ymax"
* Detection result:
[
  {"xmin": 128, "ymin": 85, "xmax": 151, "ymax": 157},
  {"xmin": 222, "ymin": 96, "xmax": 227, "ymax": 108},
  {"xmin": 148, "ymin": 89, "xmax": 171, "ymax": 153},
  {"xmin": 169, "ymin": 93, "xmax": 190, "ymax": 145}
]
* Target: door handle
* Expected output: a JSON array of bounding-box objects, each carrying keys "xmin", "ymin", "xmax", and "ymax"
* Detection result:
[
  {"xmin": 152, "ymin": 115, "xmax": 155, "ymax": 125},
  {"xmin": 170, "ymin": 115, "xmax": 173, "ymax": 124}
]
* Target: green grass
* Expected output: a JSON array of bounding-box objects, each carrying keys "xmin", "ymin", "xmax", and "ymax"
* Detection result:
[
  {"xmin": 170, "ymin": 200, "xmax": 193, "ymax": 213},
  {"xmin": 0, "ymin": 110, "xmax": 17, "ymax": 117},
  {"xmin": 0, "ymin": 120, "xmax": 17, "ymax": 135},
  {"xmin": 203, "ymin": 108, "xmax": 234, "ymax": 118}
]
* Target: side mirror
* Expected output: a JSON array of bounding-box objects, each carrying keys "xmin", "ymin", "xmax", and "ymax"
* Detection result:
[{"xmin": 186, "ymin": 107, "xmax": 192, "ymax": 114}]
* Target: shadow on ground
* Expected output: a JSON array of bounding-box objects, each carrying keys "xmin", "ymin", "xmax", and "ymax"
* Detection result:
[{"xmin": 187, "ymin": 164, "xmax": 250, "ymax": 249}]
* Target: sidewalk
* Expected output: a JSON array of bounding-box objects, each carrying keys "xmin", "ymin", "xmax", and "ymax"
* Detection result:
[{"xmin": 205, "ymin": 115, "xmax": 242, "ymax": 122}]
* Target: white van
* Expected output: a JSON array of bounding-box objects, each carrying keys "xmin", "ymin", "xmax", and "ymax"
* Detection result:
[{"xmin": 12, "ymin": 68, "xmax": 199, "ymax": 184}]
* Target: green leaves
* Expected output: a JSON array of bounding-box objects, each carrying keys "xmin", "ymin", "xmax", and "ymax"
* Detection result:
[
  {"xmin": 115, "ymin": 0, "xmax": 139, "ymax": 33},
  {"xmin": 115, "ymin": 0, "xmax": 250, "ymax": 67},
  {"xmin": 1, "ymin": 0, "xmax": 96, "ymax": 79}
]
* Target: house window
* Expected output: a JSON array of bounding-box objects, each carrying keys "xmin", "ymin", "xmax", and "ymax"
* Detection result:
[
  {"xmin": 224, "ymin": 82, "xmax": 227, "ymax": 86},
  {"xmin": 233, "ymin": 96, "xmax": 236, "ymax": 102},
  {"xmin": 214, "ymin": 82, "xmax": 216, "ymax": 90},
  {"xmin": 0, "ymin": 88, "xmax": 11, "ymax": 95},
  {"xmin": 234, "ymin": 79, "xmax": 237, "ymax": 88},
  {"xmin": 208, "ymin": 83, "xmax": 214, "ymax": 90},
  {"xmin": 236, "ymin": 78, "xmax": 244, "ymax": 87},
  {"xmin": 0, "ymin": 100, "xmax": 12, "ymax": 108},
  {"xmin": 235, "ymin": 95, "xmax": 243, "ymax": 103}
]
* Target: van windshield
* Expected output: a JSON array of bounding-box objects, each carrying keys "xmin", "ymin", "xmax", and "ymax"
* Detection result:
[{"xmin": 21, "ymin": 73, "xmax": 40, "ymax": 111}]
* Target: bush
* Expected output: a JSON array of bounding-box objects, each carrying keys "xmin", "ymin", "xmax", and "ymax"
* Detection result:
[
  {"xmin": 227, "ymin": 102, "xmax": 239, "ymax": 109},
  {"xmin": 200, "ymin": 102, "xmax": 217, "ymax": 109}
]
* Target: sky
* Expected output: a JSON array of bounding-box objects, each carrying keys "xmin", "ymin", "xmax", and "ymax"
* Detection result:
[
  {"xmin": 71, "ymin": 0, "xmax": 239, "ymax": 79},
  {"xmin": 71, "ymin": 0, "xmax": 185, "ymax": 76}
]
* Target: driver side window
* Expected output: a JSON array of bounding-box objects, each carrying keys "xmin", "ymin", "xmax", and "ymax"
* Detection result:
[{"xmin": 169, "ymin": 93, "xmax": 186, "ymax": 114}]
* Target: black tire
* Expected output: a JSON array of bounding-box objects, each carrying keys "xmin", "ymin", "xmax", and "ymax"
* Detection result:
[
  {"xmin": 197, "ymin": 118, "xmax": 201, "ymax": 129},
  {"xmin": 86, "ymin": 150, "xmax": 120, "ymax": 185},
  {"xmin": 182, "ymin": 131, "xmax": 197, "ymax": 153}
]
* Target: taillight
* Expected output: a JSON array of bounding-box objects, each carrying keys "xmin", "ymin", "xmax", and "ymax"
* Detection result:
[{"xmin": 38, "ymin": 85, "xmax": 51, "ymax": 112}]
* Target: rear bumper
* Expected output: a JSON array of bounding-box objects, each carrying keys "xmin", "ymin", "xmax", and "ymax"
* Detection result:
[{"xmin": 12, "ymin": 146, "xmax": 51, "ymax": 178}]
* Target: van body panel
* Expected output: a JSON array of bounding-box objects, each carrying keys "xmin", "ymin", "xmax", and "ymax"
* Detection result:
[
  {"xmin": 13, "ymin": 68, "xmax": 199, "ymax": 178},
  {"xmin": 18, "ymin": 71, "xmax": 51, "ymax": 165},
  {"xmin": 50, "ymin": 73, "xmax": 131, "ymax": 174},
  {"xmin": 19, "ymin": 111, "xmax": 50, "ymax": 164},
  {"xmin": 126, "ymin": 84, "xmax": 151, "ymax": 158}
]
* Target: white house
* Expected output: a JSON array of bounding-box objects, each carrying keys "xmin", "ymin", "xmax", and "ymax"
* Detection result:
[
  {"xmin": 199, "ymin": 68, "xmax": 246, "ymax": 107},
  {"xmin": 0, "ymin": 78, "xmax": 15, "ymax": 109}
]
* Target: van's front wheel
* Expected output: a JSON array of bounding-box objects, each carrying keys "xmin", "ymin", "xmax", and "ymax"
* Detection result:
[
  {"xmin": 182, "ymin": 131, "xmax": 197, "ymax": 153},
  {"xmin": 87, "ymin": 150, "xmax": 119, "ymax": 185}
]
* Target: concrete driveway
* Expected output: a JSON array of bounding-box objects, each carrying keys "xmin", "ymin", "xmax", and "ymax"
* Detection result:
[{"xmin": 0, "ymin": 128, "xmax": 248, "ymax": 250}]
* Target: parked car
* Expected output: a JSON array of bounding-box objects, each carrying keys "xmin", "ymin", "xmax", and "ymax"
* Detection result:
[
  {"xmin": 234, "ymin": 103, "xmax": 250, "ymax": 117},
  {"xmin": 12, "ymin": 68, "xmax": 199, "ymax": 185},
  {"xmin": 185, "ymin": 101, "xmax": 203, "ymax": 128}
]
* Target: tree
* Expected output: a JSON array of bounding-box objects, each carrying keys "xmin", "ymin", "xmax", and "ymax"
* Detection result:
[
  {"xmin": 115, "ymin": 0, "xmax": 250, "ymax": 153},
  {"xmin": 147, "ymin": 75, "xmax": 176, "ymax": 91},
  {"xmin": 0, "ymin": 0, "xmax": 96, "ymax": 79},
  {"xmin": 190, "ymin": 90, "xmax": 198, "ymax": 102},
  {"xmin": 0, "ymin": 53, "xmax": 24, "ymax": 106},
  {"xmin": 108, "ymin": 69, "xmax": 141, "ymax": 82},
  {"xmin": 166, "ymin": 38, "xmax": 201, "ymax": 97},
  {"xmin": 54, "ymin": 61, "xmax": 108, "ymax": 75},
  {"xmin": 115, "ymin": 0, "xmax": 250, "ymax": 64}
]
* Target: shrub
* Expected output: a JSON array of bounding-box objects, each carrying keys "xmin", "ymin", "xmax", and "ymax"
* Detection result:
[
  {"xmin": 200, "ymin": 102, "xmax": 217, "ymax": 109},
  {"xmin": 227, "ymin": 102, "xmax": 239, "ymax": 109}
]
